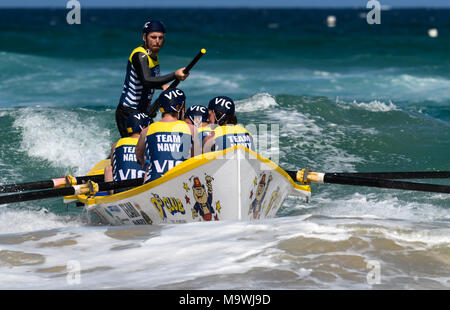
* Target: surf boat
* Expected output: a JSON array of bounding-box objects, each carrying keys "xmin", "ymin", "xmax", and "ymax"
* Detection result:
[{"xmin": 64, "ymin": 145, "xmax": 311, "ymax": 225}]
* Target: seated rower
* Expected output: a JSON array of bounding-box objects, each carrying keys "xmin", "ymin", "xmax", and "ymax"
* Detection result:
[
  {"xmin": 184, "ymin": 104, "xmax": 213, "ymax": 153},
  {"xmin": 136, "ymin": 88, "xmax": 198, "ymax": 183},
  {"xmin": 203, "ymin": 96, "xmax": 255, "ymax": 153},
  {"xmin": 104, "ymin": 112, "xmax": 151, "ymax": 194}
]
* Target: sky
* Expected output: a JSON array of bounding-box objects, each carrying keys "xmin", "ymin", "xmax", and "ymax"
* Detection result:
[{"xmin": 0, "ymin": 0, "xmax": 449, "ymax": 8}]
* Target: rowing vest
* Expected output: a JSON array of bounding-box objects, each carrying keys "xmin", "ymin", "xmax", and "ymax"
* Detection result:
[
  {"xmin": 119, "ymin": 46, "xmax": 160, "ymax": 113},
  {"xmin": 112, "ymin": 137, "xmax": 145, "ymax": 181},
  {"xmin": 145, "ymin": 121, "xmax": 192, "ymax": 183},
  {"xmin": 198, "ymin": 126, "xmax": 213, "ymax": 147},
  {"xmin": 213, "ymin": 125, "xmax": 255, "ymax": 151}
]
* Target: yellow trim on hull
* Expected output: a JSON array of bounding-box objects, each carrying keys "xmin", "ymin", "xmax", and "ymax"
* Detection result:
[
  {"xmin": 87, "ymin": 159, "xmax": 110, "ymax": 176},
  {"xmin": 80, "ymin": 145, "xmax": 310, "ymax": 205}
]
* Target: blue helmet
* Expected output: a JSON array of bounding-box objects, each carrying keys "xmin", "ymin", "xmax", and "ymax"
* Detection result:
[
  {"xmin": 143, "ymin": 20, "xmax": 166, "ymax": 34},
  {"xmin": 158, "ymin": 88, "xmax": 186, "ymax": 115},
  {"xmin": 185, "ymin": 105, "xmax": 208, "ymax": 124},
  {"xmin": 208, "ymin": 96, "xmax": 235, "ymax": 122},
  {"xmin": 126, "ymin": 112, "xmax": 152, "ymax": 134}
]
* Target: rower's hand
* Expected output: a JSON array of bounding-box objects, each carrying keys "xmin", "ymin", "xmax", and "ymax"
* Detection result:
[{"xmin": 175, "ymin": 67, "xmax": 189, "ymax": 81}]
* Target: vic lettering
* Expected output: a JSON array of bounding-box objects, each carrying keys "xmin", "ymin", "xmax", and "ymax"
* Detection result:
[
  {"xmin": 164, "ymin": 89, "xmax": 184, "ymax": 100},
  {"xmin": 215, "ymin": 98, "xmax": 232, "ymax": 109}
]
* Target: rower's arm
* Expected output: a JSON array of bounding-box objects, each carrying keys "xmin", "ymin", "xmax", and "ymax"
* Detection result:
[
  {"xmin": 135, "ymin": 127, "xmax": 149, "ymax": 168},
  {"xmin": 131, "ymin": 52, "xmax": 176, "ymax": 89},
  {"xmin": 190, "ymin": 124, "xmax": 201, "ymax": 157},
  {"xmin": 109, "ymin": 142, "xmax": 117, "ymax": 162},
  {"xmin": 202, "ymin": 132, "xmax": 215, "ymax": 153}
]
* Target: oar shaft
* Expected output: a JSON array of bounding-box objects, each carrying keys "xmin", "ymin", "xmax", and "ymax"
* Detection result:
[
  {"xmin": 97, "ymin": 178, "xmax": 144, "ymax": 192},
  {"xmin": 0, "ymin": 174, "xmax": 104, "ymax": 194},
  {"xmin": 0, "ymin": 187, "xmax": 78, "ymax": 204},
  {"xmin": 293, "ymin": 170, "xmax": 450, "ymax": 194},
  {"xmin": 0, "ymin": 178, "xmax": 144, "ymax": 205},
  {"xmin": 0, "ymin": 179, "xmax": 57, "ymax": 193},
  {"xmin": 148, "ymin": 49, "xmax": 206, "ymax": 116},
  {"xmin": 170, "ymin": 48, "xmax": 206, "ymax": 87},
  {"xmin": 333, "ymin": 171, "xmax": 450, "ymax": 179},
  {"xmin": 324, "ymin": 174, "xmax": 450, "ymax": 194}
]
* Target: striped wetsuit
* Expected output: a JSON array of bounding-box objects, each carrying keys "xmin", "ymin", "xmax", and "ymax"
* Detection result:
[
  {"xmin": 116, "ymin": 46, "xmax": 177, "ymax": 138},
  {"xmin": 119, "ymin": 46, "xmax": 160, "ymax": 113},
  {"xmin": 144, "ymin": 121, "xmax": 193, "ymax": 183}
]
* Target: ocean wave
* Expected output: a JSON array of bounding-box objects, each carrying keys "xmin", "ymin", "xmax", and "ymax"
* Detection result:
[
  {"xmin": 0, "ymin": 207, "xmax": 80, "ymax": 234},
  {"xmin": 236, "ymin": 93, "xmax": 277, "ymax": 112},
  {"xmin": 269, "ymin": 108, "xmax": 365, "ymax": 172},
  {"xmin": 12, "ymin": 108, "xmax": 112, "ymax": 175},
  {"xmin": 336, "ymin": 99, "xmax": 398, "ymax": 112},
  {"xmin": 184, "ymin": 71, "xmax": 242, "ymax": 91},
  {"xmin": 312, "ymin": 192, "xmax": 450, "ymax": 223}
]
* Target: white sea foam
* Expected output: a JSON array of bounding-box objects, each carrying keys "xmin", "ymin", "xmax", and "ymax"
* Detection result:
[
  {"xmin": 0, "ymin": 208, "xmax": 80, "ymax": 234},
  {"xmin": 186, "ymin": 71, "xmax": 242, "ymax": 90},
  {"xmin": 387, "ymin": 74, "xmax": 450, "ymax": 102},
  {"xmin": 312, "ymin": 192, "xmax": 450, "ymax": 223},
  {"xmin": 337, "ymin": 99, "xmax": 398, "ymax": 112},
  {"xmin": 235, "ymin": 93, "xmax": 278, "ymax": 112},
  {"xmin": 12, "ymin": 108, "xmax": 112, "ymax": 175},
  {"xmin": 0, "ymin": 211, "xmax": 447, "ymax": 289},
  {"xmin": 271, "ymin": 109, "xmax": 364, "ymax": 171},
  {"xmin": 0, "ymin": 221, "xmax": 285, "ymax": 289},
  {"xmin": 0, "ymin": 216, "xmax": 348, "ymax": 289}
]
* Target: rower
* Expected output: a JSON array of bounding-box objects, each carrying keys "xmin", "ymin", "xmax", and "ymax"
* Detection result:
[
  {"xmin": 184, "ymin": 104, "xmax": 213, "ymax": 152},
  {"xmin": 203, "ymin": 96, "xmax": 255, "ymax": 153},
  {"xmin": 115, "ymin": 20, "xmax": 189, "ymax": 138},
  {"xmin": 104, "ymin": 112, "xmax": 151, "ymax": 194},
  {"xmin": 136, "ymin": 88, "xmax": 198, "ymax": 183}
]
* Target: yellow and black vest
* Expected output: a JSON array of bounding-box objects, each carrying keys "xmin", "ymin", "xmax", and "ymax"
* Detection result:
[
  {"xmin": 112, "ymin": 137, "xmax": 145, "ymax": 181},
  {"xmin": 213, "ymin": 125, "xmax": 255, "ymax": 151},
  {"xmin": 119, "ymin": 46, "xmax": 160, "ymax": 112},
  {"xmin": 145, "ymin": 121, "xmax": 192, "ymax": 183}
]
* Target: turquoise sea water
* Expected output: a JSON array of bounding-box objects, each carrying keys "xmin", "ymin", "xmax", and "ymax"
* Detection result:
[{"xmin": 0, "ymin": 9, "xmax": 448, "ymax": 290}]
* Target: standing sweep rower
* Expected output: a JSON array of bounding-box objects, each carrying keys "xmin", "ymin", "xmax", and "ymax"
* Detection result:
[{"xmin": 116, "ymin": 20, "xmax": 189, "ymax": 137}]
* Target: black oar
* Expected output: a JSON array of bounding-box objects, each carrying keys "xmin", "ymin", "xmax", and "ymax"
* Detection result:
[
  {"xmin": 0, "ymin": 174, "xmax": 105, "ymax": 194},
  {"xmin": 287, "ymin": 169, "xmax": 450, "ymax": 194},
  {"xmin": 331, "ymin": 171, "xmax": 450, "ymax": 179},
  {"xmin": 0, "ymin": 178, "xmax": 144, "ymax": 205},
  {"xmin": 148, "ymin": 48, "xmax": 206, "ymax": 117}
]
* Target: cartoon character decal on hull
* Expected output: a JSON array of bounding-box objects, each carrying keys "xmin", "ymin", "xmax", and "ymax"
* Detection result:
[
  {"xmin": 189, "ymin": 174, "xmax": 220, "ymax": 221},
  {"xmin": 249, "ymin": 173, "xmax": 273, "ymax": 219},
  {"xmin": 265, "ymin": 186, "xmax": 282, "ymax": 217}
]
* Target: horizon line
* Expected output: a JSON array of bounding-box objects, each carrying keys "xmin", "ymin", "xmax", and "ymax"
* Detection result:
[{"xmin": 1, "ymin": 6, "xmax": 450, "ymax": 9}]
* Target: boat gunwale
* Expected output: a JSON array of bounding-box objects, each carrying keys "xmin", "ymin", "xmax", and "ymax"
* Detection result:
[{"xmin": 82, "ymin": 145, "xmax": 310, "ymax": 206}]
